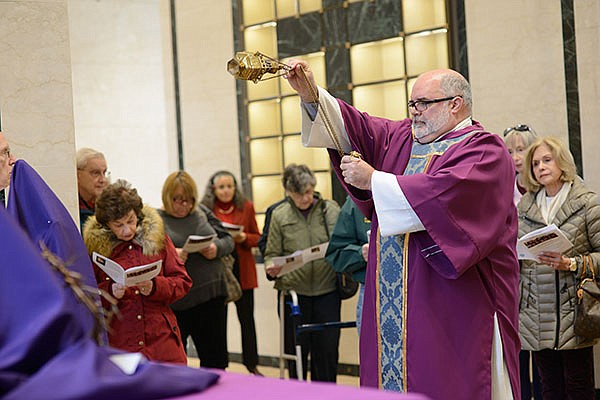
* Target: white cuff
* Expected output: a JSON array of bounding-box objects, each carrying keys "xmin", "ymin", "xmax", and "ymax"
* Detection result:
[
  {"xmin": 301, "ymin": 87, "xmax": 352, "ymax": 152},
  {"xmin": 372, "ymin": 171, "xmax": 425, "ymax": 236}
]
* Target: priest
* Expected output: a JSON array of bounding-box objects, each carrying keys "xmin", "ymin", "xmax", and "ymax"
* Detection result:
[{"xmin": 284, "ymin": 62, "xmax": 520, "ymax": 400}]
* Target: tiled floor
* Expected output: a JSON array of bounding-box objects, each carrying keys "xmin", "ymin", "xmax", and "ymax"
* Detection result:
[{"xmin": 187, "ymin": 358, "xmax": 359, "ymax": 387}]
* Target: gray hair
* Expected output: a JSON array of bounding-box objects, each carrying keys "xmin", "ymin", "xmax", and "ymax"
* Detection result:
[
  {"xmin": 282, "ymin": 164, "xmax": 316, "ymax": 194},
  {"xmin": 440, "ymin": 72, "xmax": 472, "ymax": 112},
  {"xmin": 76, "ymin": 147, "xmax": 105, "ymax": 170}
]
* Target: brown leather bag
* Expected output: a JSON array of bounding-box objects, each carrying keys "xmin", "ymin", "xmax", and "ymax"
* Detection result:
[
  {"xmin": 221, "ymin": 254, "xmax": 242, "ymax": 303},
  {"xmin": 574, "ymin": 255, "xmax": 600, "ymax": 339}
]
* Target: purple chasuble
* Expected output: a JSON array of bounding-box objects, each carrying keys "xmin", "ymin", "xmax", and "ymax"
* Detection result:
[{"xmin": 327, "ymin": 102, "xmax": 520, "ymax": 400}]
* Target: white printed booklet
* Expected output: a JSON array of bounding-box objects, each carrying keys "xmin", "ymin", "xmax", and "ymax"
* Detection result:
[{"xmin": 92, "ymin": 252, "xmax": 162, "ymax": 286}]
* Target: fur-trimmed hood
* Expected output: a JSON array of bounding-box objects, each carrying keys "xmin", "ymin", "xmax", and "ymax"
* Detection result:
[{"xmin": 83, "ymin": 205, "xmax": 165, "ymax": 257}]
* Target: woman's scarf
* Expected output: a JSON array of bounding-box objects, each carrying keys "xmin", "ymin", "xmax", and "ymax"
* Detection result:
[{"xmin": 536, "ymin": 180, "xmax": 572, "ymax": 224}]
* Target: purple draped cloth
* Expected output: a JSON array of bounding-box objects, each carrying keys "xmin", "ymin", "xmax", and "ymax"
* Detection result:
[
  {"xmin": 326, "ymin": 106, "xmax": 520, "ymax": 400},
  {"xmin": 1, "ymin": 160, "xmax": 219, "ymax": 399}
]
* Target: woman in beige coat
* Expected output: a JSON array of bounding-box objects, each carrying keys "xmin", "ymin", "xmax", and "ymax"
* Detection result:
[{"xmin": 518, "ymin": 137, "xmax": 600, "ymax": 399}]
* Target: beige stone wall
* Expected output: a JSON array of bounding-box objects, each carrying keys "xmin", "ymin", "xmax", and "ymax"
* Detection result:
[
  {"xmin": 172, "ymin": 0, "xmax": 240, "ymax": 190},
  {"xmin": 0, "ymin": 0, "xmax": 78, "ymax": 222},
  {"xmin": 465, "ymin": 0, "xmax": 568, "ymax": 143},
  {"xmin": 466, "ymin": 0, "xmax": 600, "ymax": 193},
  {"xmin": 575, "ymin": 0, "xmax": 600, "ymax": 192},
  {"xmin": 69, "ymin": 0, "xmax": 179, "ymax": 207}
]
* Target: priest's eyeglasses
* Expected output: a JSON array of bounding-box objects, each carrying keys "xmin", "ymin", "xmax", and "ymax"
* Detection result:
[{"xmin": 407, "ymin": 96, "xmax": 462, "ymax": 112}]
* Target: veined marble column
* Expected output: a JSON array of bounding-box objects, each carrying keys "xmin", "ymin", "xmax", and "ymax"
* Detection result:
[{"xmin": 0, "ymin": 0, "xmax": 79, "ymax": 223}]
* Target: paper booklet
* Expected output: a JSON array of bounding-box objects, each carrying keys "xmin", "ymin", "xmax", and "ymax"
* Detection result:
[
  {"xmin": 221, "ymin": 222, "xmax": 244, "ymax": 237},
  {"xmin": 182, "ymin": 234, "xmax": 216, "ymax": 253},
  {"xmin": 272, "ymin": 242, "xmax": 329, "ymax": 277},
  {"xmin": 516, "ymin": 223, "xmax": 574, "ymax": 261},
  {"xmin": 92, "ymin": 252, "xmax": 162, "ymax": 287}
]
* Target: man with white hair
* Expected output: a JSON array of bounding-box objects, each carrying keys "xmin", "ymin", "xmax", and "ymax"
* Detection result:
[{"xmin": 76, "ymin": 147, "xmax": 108, "ymax": 230}]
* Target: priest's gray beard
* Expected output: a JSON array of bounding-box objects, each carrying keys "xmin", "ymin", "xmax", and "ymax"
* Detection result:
[{"xmin": 412, "ymin": 110, "xmax": 450, "ymax": 144}]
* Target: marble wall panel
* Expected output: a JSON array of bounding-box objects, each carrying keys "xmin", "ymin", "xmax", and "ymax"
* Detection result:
[
  {"xmin": 347, "ymin": 0, "xmax": 401, "ymax": 45},
  {"xmin": 323, "ymin": 0, "xmax": 344, "ymax": 8},
  {"xmin": 326, "ymin": 46, "xmax": 350, "ymax": 89},
  {"xmin": 560, "ymin": 0, "xmax": 582, "ymax": 175},
  {"xmin": 277, "ymin": 12, "xmax": 322, "ymax": 58},
  {"xmin": 323, "ymin": 5, "xmax": 347, "ymax": 48},
  {"xmin": 0, "ymin": 0, "xmax": 78, "ymax": 222}
]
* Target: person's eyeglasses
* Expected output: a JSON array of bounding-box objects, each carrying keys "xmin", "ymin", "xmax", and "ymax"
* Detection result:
[
  {"xmin": 407, "ymin": 96, "xmax": 461, "ymax": 112},
  {"xmin": 81, "ymin": 169, "xmax": 110, "ymax": 179},
  {"xmin": 173, "ymin": 196, "xmax": 193, "ymax": 205},
  {"xmin": 503, "ymin": 124, "xmax": 534, "ymax": 137}
]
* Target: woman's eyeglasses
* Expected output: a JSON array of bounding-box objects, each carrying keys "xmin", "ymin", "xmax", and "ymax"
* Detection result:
[{"xmin": 173, "ymin": 196, "xmax": 193, "ymax": 205}]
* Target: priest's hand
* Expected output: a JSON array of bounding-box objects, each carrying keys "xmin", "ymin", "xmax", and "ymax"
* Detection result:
[
  {"xmin": 284, "ymin": 59, "xmax": 318, "ymax": 103},
  {"xmin": 340, "ymin": 155, "xmax": 374, "ymax": 190}
]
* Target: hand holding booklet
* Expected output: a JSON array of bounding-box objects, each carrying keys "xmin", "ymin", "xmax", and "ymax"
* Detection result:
[
  {"xmin": 182, "ymin": 234, "xmax": 216, "ymax": 253},
  {"xmin": 221, "ymin": 222, "xmax": 244, "ymax": 237},
  {"xmin": 271, "ymin": 242, "xmax": 329, "ymax": 277},
  {"xmin": 92, "ymin": 252, "xmax": 162, "ymax": 286},
  {"xmin": 517, "ymin": 224, "xmax": 574, "ymax": 261}
]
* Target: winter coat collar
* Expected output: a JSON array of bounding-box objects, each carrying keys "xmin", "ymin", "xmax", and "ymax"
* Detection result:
[
  {"xmin": 518, "ymin": 178, "xmax": 590, "ymax": 226},
  {"xmin": 83, "ymin": 205, "xmax": 165, "ymax": 257}
]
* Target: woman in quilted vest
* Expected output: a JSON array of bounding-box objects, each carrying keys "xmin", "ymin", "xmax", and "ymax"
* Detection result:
[{"xmin": 518, "ymin": 136, "xmax": 600, "ymax": 399}]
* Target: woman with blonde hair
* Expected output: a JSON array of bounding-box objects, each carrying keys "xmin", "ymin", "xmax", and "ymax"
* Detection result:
[
  {"xmin": 158, "ymin": 171, "xmax": 234, "ymax": 369},
  {"xmin": 518, "ymin": 137, "xmax": 600, "ymax": 399},
  {"xmin": 503, "ymin": 124, "xmax": 538, "ymax": 205}
]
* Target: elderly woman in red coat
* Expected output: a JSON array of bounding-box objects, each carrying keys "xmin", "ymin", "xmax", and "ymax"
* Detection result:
[{"xmin": 84, "ymin": 179, "xmax": 192, "ymax": 364}]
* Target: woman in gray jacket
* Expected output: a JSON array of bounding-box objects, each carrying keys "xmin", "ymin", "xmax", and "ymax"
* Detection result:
[
  {"xmin": 265, "ymin": 164, "xmax": 340, "ymax": 382},
  {"xmin": 518, "ymin": 137, "xmax": 600, "ymax": 399}
]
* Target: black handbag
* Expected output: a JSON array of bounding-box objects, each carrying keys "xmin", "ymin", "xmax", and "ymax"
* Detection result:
[
  {"xmin": 336, "ymin": 271, "xmax": 359, "ymax": 300},
  {"xmin": 574, "ymin": 255, "xmax": 600, "ymax": 339}
]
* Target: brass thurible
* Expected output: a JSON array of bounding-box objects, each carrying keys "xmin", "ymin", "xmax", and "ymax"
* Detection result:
[{"xmin": 227, "ymin": 51, "xmax": 362, "ymax": 160}]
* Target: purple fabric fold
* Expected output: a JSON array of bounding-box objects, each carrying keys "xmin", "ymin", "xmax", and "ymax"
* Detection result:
[{"xmin": 1, "ymin": 160, "xmax": 219, "ymax": 399}]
